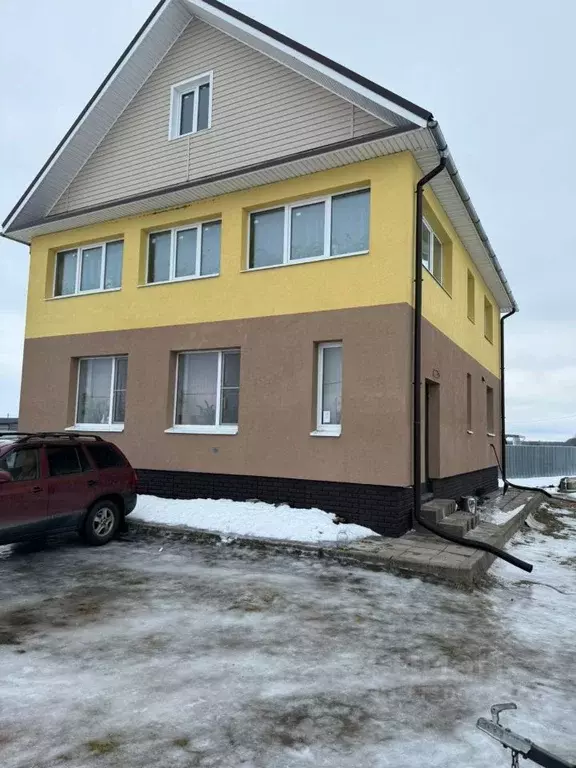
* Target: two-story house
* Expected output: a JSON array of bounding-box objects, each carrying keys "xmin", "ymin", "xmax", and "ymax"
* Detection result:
[{"xmin": 3, "ymin": 0, "xmax": 516, "ymax": 537}]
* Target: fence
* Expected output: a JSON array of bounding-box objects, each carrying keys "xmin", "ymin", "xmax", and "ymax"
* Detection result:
[{"xmin": 506, "ymin": 445, "xmax": 576, "ymax": 479}]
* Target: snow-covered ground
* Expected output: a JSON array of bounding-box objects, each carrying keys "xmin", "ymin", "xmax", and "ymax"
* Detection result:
[
  {"xmin": 0, "ymin": 505, "xmax": 575, "ymax": 768},
  {"xmin": 133, "ymin": 494, "xmax": 376, "ymax": 543},
  {"xmin": 509, "ymin": 476, "xmax": 564, "ymax": 489}
]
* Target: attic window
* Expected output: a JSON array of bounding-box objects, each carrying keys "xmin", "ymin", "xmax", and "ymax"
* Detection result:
[{"xmin": 169, "ymin": 72, "xmax": 212, "ymax": 139}]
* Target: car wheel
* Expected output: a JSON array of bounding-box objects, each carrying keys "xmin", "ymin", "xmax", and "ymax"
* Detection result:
[{"xmin": 82, "ymin": 500, "xmax": 120, "ymax": 546}]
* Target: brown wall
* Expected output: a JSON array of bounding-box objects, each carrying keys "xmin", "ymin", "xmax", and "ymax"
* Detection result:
[{"xmin": 19, "ymin": 304, "xmax": 500, "ymax": 487}]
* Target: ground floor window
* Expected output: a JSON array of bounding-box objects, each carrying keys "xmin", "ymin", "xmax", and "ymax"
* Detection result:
[
  {"xmin": 76, "ymin": 356, "xmax": 127, "ymax": 427},
  {"xmin": 316, "ymin": 342, "xmax": 342, "ymax": 435},
  {"xmin": 175, "ymin": 350, "xmax": 240, "ymax": 432}
]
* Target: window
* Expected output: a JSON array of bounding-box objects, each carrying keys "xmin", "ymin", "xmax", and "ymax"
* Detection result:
[
  {"xmin": 147, "ymin": 221, "xmax": 221, "ymax": 284},
  {"xmin": 76, "ymin": 356, "xmax": 127, "ymax": 428},
  {"xmin": 0, "ymin": 448, "xmax": 40, "ymax": 482},
  {"xmin": 316, "ymin": 343, "xmax": 342, "ymax": 435},
  {"xmin": 467, "ymin": 271, "xmax": 475, "ymax": 322},
  {"xmin": 54, "ymin": 240, "xmax": 123, "ymax": 297},
  {"xmin": 174, "ymin": 350, "xmax": 240, "ymax": 433},
  {"xmin": 169, "ymin": 72, "xmax": 212, "ymax": 139},
  {"xmin": 422, "ymin": 218, "xmax": 443, "ymax": 284},
  {"xmin": 86, "ymin": 443, "xmax": 127, "ymax": 469},
  {"xmin": 486, "ymin": 386, "xmax": 495, "ymax": 434},
  {"xmin": 249, "ymin": 189, "xmax": 370, "ymax": 269},
  {"xmin": 46, "ymin": 446, "xmax": 88, "ymax": 476},
  {"xmin": 466, "ymin": 374, "xmax": 473, "ymax": 432},
  {"xmin": 484, "ymin": 296, "xmax": 494, "ymax": 343}
]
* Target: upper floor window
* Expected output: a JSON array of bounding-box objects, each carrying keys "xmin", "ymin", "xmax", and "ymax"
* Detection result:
[
  {"xmin": 147, "ymin": 220, "xmax": 221, "ymax": 284},
  {"xmin": 54, "ymin": 240, "xmax": 123, "ymax": 297},
  {"xmin": 76, "ymin": 356, "xmax": 127, "ymax": 429},
  {"xmin": 484, "ymin": 296, "xmax": 494, "ymax": 343},
  {"xmin": 249, "ymin": 189, "xmax": 370, "ymax": 270},
  {"xmin": 422, "ymin": 218, "xmax": 443, "ymax": 284},
  {"xmin": 467, "ymin": 270, "xmax": 476, "ymax": 322},
  {"xmin": 169, "ymin": 72, "xmax": 212, "ymax": 139}
]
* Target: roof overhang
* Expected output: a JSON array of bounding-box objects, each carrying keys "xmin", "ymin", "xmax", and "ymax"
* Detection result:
[{"xmin": 3, "ymin": 124, "xmax": 515, "ymax": 311}]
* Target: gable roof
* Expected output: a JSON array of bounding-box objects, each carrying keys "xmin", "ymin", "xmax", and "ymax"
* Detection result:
[{"xmin": 1, "ymin": 0, "xmax": 516, "ymax": 311}]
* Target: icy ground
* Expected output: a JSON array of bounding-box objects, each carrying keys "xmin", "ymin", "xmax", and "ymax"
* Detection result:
[
  {"xmin": 1, "ymin": 507, "xmax": 575, "ymax": 768},
  {"xmin": 133, "ymin": 495, "xmax": 376, "ymax": 543}
]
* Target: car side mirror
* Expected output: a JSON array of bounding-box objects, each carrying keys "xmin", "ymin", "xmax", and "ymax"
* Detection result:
[{"xmin": 0, "ymin": 470, "xmax": 12, "ymax": 484}]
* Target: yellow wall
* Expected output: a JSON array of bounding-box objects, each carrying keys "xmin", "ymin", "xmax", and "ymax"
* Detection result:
[
  {"xmin": 26, "ymin": 154, "xmax": 414, "ymax": 338},
  {"xmin": 25, "ymin": 151, "xmax": 501, "ymax": 375},
  {"xmin": 407, "ymin": 158, "xmax": 501, "ymax": 377}
]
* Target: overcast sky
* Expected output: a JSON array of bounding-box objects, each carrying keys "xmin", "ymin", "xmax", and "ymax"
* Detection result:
[{"xmin": 0, "ymin": 0, "xmax": 574, "ymax": 439}]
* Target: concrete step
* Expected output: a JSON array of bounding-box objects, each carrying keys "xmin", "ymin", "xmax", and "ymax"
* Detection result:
[
  {"xmin": 437, "ymin": 511, "xmax": 480, "ymax": 538},
  {"xmin": 420, "ymin": 498, "xmax": 457, "ymax": 524}
]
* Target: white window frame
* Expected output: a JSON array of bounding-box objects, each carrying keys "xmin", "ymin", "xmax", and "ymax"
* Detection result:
[
  {"xmin": 169, "ymin": 71, "xmax": 213, "ymax": 140},
  {"xmin": 68, "ymin": 355, "xmax": 127, "ymax": 433},
  {"xmin": 168, "ymin": 349, "xmax": 240, "ymax": 435},
  {"xmin": 313, "ymin": 342, "xmax": 342, "ymax": 437},
  {"xmin": 247, "ymin": 188, "xmax": 370, "ymax": 270},
  {"xmin": 146, "ymin": 219, "xmax": 221, "ymax": 285},
  {"xmin": 53, "ymin": 240, "xmax": 123, "ymax": 298},
  {"xmin": 422, "ymin": 218, "xmax": 443, "ymax": 285}
]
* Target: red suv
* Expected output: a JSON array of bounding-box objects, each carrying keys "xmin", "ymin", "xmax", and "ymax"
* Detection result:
[{"xmin": 0, "ymin": 432, "xmax": 137, "ymax": 546}]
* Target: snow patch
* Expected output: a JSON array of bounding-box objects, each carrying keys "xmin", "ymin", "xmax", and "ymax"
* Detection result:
[{"xmin": 133, "ymin": 495, "xmax": 377, "ymax": 544}]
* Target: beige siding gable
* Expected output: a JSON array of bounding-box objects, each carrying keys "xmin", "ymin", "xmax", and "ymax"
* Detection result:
[{"xmin": 51, "ymin": 19, "xmax": 388, "ymax": 215}]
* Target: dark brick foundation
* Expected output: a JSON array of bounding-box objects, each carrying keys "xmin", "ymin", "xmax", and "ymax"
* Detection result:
[
  {"xmin": 136, "ymin": 465, "xmax": 499, "ymax": 538},
  {"xmin": 136, "ymin": 469, "xmax": 413, "ymax": 537},
  {"xmin": 430, "ymin": 466, "xmax": 499, "ymax": 501}
]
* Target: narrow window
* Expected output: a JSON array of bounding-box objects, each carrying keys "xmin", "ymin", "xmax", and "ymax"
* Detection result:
[
  {"xmin": 467, "ymin": 271, "xmax": 475, "ymax": 322},
  {"xmin": 422, "ymin": 218, "xmax": 443, "ymax": 284},
  {"xmin": 147, "ymin": 221, "xmax": 221, "ymax": 284},
  {"xmin": 54, "ymin": 240, "xmax": 123, "ymax": 297},
  {"xmin": 484, "ymin": 296, "xmax": 494, "ymax": 342},
  {"xmin": 249, "ymin": 189, "xmax": 370, "ymax": 269},
  {"xmin": 316, "ymin": 343, "xmax": 342, "ymax": 434},
  {"xmin": 76, "ymin": 356, "xmax": 127, "ymax": 427},
  {"xmin": 486, "ymin": 386, "xmax": 495, "ymax": 434},
  {"xmin": 170, "ymin": 73, "xmax": 212, "ymax": 139},
  {"xmin": 175, "ymin": 350, "xmax": 240, "ymax": 430},
  {"xmin": 466, "ymin": 374, "xmax": 472, "ymax": 432}
]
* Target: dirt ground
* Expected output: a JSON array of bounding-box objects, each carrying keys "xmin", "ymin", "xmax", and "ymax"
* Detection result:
[{"xmin": 0, "ymin": 510, "xmax": 575, "ymax": 768}]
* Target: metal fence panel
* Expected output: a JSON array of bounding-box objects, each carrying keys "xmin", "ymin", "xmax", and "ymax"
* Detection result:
[{"xmin": 506, "ymin": 445, "xmax": 576, "ymax": 479}]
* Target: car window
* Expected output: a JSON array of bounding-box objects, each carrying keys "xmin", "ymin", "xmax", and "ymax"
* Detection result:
[
  {"xmin": 46, "ymin": 446, "xmax": 86, "ymax": 477},
  {"xmin": 86, "ymin": 443, "xmax": 127, "ymax": 469},
  {"xmin": 0, "ymin": 448, "xmax": 40, "ymax": 482}
]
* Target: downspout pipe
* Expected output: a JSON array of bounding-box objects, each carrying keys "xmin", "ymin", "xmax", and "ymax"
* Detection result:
[
  {"xmin": 499, "ymin": 308, "xmax": 517, "ymax": 491},
  {"xmin": 412, "ymin": 162, "xmax": 533, "ymax": 573}
]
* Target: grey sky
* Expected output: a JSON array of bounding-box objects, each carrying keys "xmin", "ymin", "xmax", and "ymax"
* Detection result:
[{"xmin": 1, "ymin": 0, "xmax": 574, "ymax": 438}]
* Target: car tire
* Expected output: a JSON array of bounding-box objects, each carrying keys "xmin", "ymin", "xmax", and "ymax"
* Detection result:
[{"xmin": 82, "ymin": 500, "xmax": 120, "ymax": 546}]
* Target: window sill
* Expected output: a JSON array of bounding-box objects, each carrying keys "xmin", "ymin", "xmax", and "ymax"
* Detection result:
[
  {"xmin": 47, "ymin": 288, "xmax": 121, "ymax": 301},
  {"xmin": 165, "ymin": 426, "xmax": 238, "ymax": 436},
  {"xmin": 467, "ymin": 430, "xmax": 474, "ymax": 435},
  {"xmin": 66, "ymin": 425, "xmax": 124, "ymax": 433},
  {"xmin": 169, "ymin": 127, "xmax": 212, "ymax": 142},
  {"xmin": 468, "ymin": 316, "xmax": 476, "ymax": 325},
  {"xmin": 484, "ymin": 336, "xmax": 494, "ymax": 345},
  {"xmin": 487, "ymin": 432, "xmax": 496, "ymax": 438},
  {"xmin": 138, "ymin": 273, "xmax": 219, "ymax": 288},
  {"xmin": 244, "ymin": 250, "xmax": 369, "ymax": 274},
  {"xmin": 310, "ymin": 428, "xmax": 342, "ymax": 438},
  {"xmin": 423, "ymin": 266, "xmax": 452, "ymax": 298}
]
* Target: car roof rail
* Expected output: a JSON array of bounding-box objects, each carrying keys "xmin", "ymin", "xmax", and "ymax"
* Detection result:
[{"xmin": 15, "ymin": 432, "xmax": 105, "ymax": 443}]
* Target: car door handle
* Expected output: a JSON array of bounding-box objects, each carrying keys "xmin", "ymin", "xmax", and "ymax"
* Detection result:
[
  {"xmin": 87, "ymin": 479, "xmax": 98, "ymax": 487},
  {"xmin": 31, "ymin": 486, "xmax": 42, "ymax": 494}
]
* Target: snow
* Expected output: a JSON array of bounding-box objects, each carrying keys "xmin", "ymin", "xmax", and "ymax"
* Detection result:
[
  {"xmin": 1, "ymin": 503, "xmax": 575, "ymax": 767},
  {"xmin": 509, "ymin": 476, "xmax": 564, "ymax": 489},
  {"xmin": 133, "ymin": 494, "xmax": 376, "ymax": 543}
]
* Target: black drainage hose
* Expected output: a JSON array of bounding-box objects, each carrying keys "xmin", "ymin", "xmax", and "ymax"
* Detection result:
[
  {"xmin": 490, "ymin": 443, "xmax": 553, "ymax": 500},
  {"xmin": 414, "ymin": 514, "xmax": 533, "ymax": 573}
]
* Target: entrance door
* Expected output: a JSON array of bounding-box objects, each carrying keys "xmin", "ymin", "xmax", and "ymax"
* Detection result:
[{"xmin": 425, "ymin": 380, "xmax": 440, "ymax": 488}]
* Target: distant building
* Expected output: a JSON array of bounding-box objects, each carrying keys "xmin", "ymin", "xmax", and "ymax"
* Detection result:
[
  {"xmin": 0, "ymin": 417, "xmax": 18, "ymax": 432},
  {"xmin": 506, "ymin": 434, "xmax": 526, "ymax": 445}
]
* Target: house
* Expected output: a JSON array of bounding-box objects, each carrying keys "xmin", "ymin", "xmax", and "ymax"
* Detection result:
[
  {"xmin": 2, "ymin": 0, "xmax": 516, "ymax": 537},
  {"xmin": 0, "ymin": 417, "xmax": 18, "ymax": 433},
  {"xmin": 506, "ymin": 434, "xmax": 526, "ymax": 445}
]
